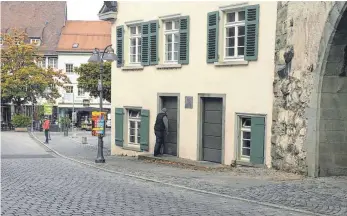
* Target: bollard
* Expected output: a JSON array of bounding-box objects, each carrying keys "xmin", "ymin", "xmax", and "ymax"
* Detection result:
[{"xmin": 82, "ymin": 136, "xmax": 87, "ymax": 144}]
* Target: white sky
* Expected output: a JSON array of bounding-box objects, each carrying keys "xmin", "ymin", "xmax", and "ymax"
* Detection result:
[{"xmin": 67, "ymin": 0, "xmax": 104, "ymax": 21}]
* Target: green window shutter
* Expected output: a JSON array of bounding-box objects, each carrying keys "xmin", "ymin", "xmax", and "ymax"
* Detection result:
[
  {"xmin": 149, "ymin": 20, "xmax": 159, "ymax": 65},
  {"xmin": 141, "ymin": 23, "xmax": 150, "ymax": 66},
  {"xmin": 178, "ymin": 16, "xmax": 190, "ymax": 65},
  {"xmin": 245, "ymin": 5, "xmax": 260, "ymax": 61},
  {"xmin": 140, "ymin": 109, "xmax": 150, "ymax": 151},
  {"xmin": 206, "ymin": 11, "xmax": 219, "ymax": 63},
  {"xmin": 116, "ymin": 26, "xmax": 124, "ymax": 68},
  {"xmin": 115, "ymin": 108, "xmax": 124, "ymax": 147},
  {"xmin": 250, "ymin": 116, "xmax": 265, "ymax": 164}
]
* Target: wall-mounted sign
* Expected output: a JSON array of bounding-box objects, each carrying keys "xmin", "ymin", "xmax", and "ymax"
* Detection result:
[
  {"xmin": 83, "ymin": 99, "xmax": 90, "ymax": 107},
  {"xmin": 92, "ymin": 111, "xmax": 106, "ymax": 136},
  {"xmin": 185, "ymin": 96, "xmax": 193, "ymax": 109}
]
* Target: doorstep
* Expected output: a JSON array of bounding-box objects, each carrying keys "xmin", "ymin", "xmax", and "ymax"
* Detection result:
[{"xmin": 138, "ymin": 154, "xmax": 231, "ymax": 171}]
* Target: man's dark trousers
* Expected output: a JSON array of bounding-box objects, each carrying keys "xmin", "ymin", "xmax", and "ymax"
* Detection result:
[
  {"xmin": 154, "ymin": 130, "xmax": 165, "ymax": 156},
  {"xmin": 44, "ymin": 129, "xmax": 49, "ymax": 143}
]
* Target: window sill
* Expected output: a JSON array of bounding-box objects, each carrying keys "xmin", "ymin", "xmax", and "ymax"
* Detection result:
[
  {"xmin": 122, "ymin": 65, "xmax": 144, "ymax": 71},
  {"xmin": 236, "ymin": 160, "xmax": 265, "ymax": 168},
  {"xmin": 156, "ymin": 64, "xmax": 182, "ymax": 70},
  {"xmin": 214, "ymin": 61, "xmax": 249, "ymax": 67},
  {"xmin": 122, "ymin": 145, "xmax": 142, "ymax": 152}
]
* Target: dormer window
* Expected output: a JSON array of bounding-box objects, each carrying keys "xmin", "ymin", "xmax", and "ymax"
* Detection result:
[
  {"xmin": 30, "ymin": 38, "xmax": 41, "ymax": 46},
  {"xmin": 72, "ymin": 43, "xmax": 79, "ymax": 48}
]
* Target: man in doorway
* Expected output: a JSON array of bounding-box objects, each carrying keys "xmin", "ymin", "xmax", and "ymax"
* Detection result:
[
  {"xmin": 154, "ymin": 108, "xmax": 169, "ymax": 157},
  {"xmin": 42, "ymin": 116, "xmax": 50, "ymax": 144}
]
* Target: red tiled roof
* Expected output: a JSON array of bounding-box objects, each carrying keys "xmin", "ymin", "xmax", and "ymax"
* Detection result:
[
  {"xmin": 1, "ymin": 1, "xmax": 67, "ymax": 55},
  {"xmin": 56, "ymin": 21, "xmax": 111, "ymax": 52}
]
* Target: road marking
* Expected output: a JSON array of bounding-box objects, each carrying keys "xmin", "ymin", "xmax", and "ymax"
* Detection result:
[{"xmin": 29, "ymin": 132, "xmax": 323, "ymax": 216}]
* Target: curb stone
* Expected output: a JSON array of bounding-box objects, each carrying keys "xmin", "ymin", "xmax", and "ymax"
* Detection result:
[{"xmin": 27, "ymin": 131, "xmax": 324, "ymax": 216}]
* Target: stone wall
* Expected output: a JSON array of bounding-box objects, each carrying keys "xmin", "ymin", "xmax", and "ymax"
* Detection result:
[{"xmin": 272, "ymin": 2, "xmax": 336, "ymax": 174}]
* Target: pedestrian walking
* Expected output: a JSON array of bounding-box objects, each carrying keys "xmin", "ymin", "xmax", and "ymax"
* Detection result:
[
  {"xmin": 42, "ymin": 116, "xmax": 50, "ymax": 144},
  {"xmin": 153, "ymin": 108, "xmax": 169, "ymax": 157}
]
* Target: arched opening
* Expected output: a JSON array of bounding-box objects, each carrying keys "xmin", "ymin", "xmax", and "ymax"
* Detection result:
[{"xmin": 319, "ymin": 8, "xmax": 347, "ymax": 176}]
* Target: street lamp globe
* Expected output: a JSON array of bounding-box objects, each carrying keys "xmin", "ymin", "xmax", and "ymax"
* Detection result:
[
  {"xmin": 103, "ymin": 47, "xmax": 117, "ymax": 62},
  {"xmin": 88, "ymin": 49, "xmax": 101, "ymax": 63}
]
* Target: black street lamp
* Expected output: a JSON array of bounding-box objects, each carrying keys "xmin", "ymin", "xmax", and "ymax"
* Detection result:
[{"xmin": 88, "ymin": 45, "xmax": 117, "ymax": 163}]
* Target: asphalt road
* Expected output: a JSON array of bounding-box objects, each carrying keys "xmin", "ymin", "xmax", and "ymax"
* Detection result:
[{"xmin": 0, "ymin": 132, "xmax": 307, "ymax": 216}]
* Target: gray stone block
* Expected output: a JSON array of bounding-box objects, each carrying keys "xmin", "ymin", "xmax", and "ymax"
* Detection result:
[
  {"xmin": 320, "ymin": 92, "xmax": 347, "ymax": 108},
  {"xmin": 327, "ymin": 44, "xmax": 346, "ymax": 63},
  {"xmin": 321, "ymin": 76, "xmax": 347, "ymax": 93},
  {"xmin": 323, "ymin": 61, "xmax": 344, "ymax": 76},
  {"xmin": 319, "ymin": 130, "xmax": 345, "ymax": 143}
]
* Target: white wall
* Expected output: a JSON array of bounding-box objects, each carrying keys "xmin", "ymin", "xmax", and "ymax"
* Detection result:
[
  {"xmin": 111, "ymin": 1, "xmax": 278, "ymax": 166},
  {"xmin": 57, "ymin": 52, "xmax": 111, "ymax": 108}
]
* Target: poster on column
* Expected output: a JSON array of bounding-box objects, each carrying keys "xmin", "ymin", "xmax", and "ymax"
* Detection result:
[{"xmin": 92, "ymin": 111, "xmax": 106, "ymax": 136}]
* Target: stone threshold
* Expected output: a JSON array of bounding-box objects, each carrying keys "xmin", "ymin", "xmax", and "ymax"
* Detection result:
[{"xmin": 138, "ymin": 154, "xmax": 232, "ymax": 171}]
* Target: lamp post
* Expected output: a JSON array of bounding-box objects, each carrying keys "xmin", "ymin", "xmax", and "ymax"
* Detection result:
[{"xmin": 88, "ymin": 45, "xmax": 117, "ymax": 163}]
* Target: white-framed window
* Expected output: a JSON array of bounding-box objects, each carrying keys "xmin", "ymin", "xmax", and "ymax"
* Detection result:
[
  {"xmin": 65, "ymin": 63, "xmax": 74, "ymax": 74},
  {"xmin": 129, "ymin": 25, "xmax": 142, "ymax": 64},
  {"xmin": 78, "ymin": 88, "xmax": 85, "ymax": 96},
  {"xmin": 30, "ymin": 38, "xmax": 41, "ymax": 46},
  {"xmin": 164, "ymin": 19, "xmax": 179, "ymax": 63},
  {"xmin": 127, "ymin": 109, "xmax": 141, "ymax": 145},
  {"xmin": 240, "ymin": 117, "xmax": 251, "ymax": 159},
  {"xmin": 48, "ymin": 58, "xmax": 58, "ymax": 69},
  {"xmin": 36, "ymin": 60, "xmax": 44, "ymax": 68},
  {"xmin": 224, "ymin": 10, "xmax": 246, "ymax": 59},
  {"xmin": 65, "ymin": 86, "xmax": 73, "ymax": 94}
]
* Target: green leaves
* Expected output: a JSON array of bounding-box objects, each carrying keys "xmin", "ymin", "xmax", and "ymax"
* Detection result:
[
  {"xmin": 1, "ymin": 29, "xmax": 70, "ymax": 113},
  {"xmin": 75, "ymin": 62, "xmax": 111, "ymax": 102},
  {"xmin": 11, "ymin": 114, "xmax": 31, "ymax": 127}
]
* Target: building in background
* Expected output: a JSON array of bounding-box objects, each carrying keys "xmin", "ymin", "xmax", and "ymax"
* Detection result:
[
  {"xmin": 56, "ymin": 20, "xmax": 112, "ymax": 127},
  {"xmin": 0, "ymin": 1, "xmax": 67, "ymax": 123},
  {"xmin": 102, "ymin": 1, "xmax": 277, "ymax": 167}
]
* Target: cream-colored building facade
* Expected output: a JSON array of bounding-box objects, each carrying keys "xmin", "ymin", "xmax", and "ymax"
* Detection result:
[{"xmin": 108, "ymin": 1, "xmax": 277, "ymax": 167}]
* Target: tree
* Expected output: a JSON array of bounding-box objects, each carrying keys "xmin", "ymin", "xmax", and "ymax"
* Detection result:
[
  {"xmin": 75, "ymin": 62, "xmax": 111, "ymax": 102},
  {"xmin": 1, "ymin": 29, "xmax": 70, "ymax": 113}
]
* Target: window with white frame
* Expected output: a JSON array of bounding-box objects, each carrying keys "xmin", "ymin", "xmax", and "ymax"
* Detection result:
[
  {"xmin": 164, "ymin": 19, "xmax": 179, "ymax": 63},
  {"xmin": 129, "ymin": 25, "xmax": 142, "ymax": 64},
  {"xmin": 48, "ymin": 58, "xmax": 58, "ymax": 69},
  {"xmin": 65, "ymin": 86, "xmax": 73, "ymax": 94},
  {"xmin": 30, "ymin": 38, "xmax": 41, "ymax": 46},
  {"xmin": 240, "ymin": 117, "xmax": 251, "ymax": 159},
  {"xmin": 36, "ymin": 60, "xmax": 44, "ymax": 68},
  {"xmin": 78, "ymin": 88, "xmax": 85, "ymax": 96},
  {"xmin": 128, "ymin": 110, "xmax": 141, "ymax": 145},
  {"xmin": 65, "ymin": 63, "xmax": 74, "ymax": 74},
  {"xmin": 224, "ymin": 10, "xmax": 246, "ymax": 59}
]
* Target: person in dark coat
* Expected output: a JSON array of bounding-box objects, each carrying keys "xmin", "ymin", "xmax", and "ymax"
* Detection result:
[{"xmin": 153, "ymin": 108, "xmax": 169, "ymax": 156}]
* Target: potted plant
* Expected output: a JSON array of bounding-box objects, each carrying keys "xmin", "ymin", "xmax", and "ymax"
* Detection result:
[{"xmin": 12, "ymin": 114, "xmax": 31, "ymax": 132}]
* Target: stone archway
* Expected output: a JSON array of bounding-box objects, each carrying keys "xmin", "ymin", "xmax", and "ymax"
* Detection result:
[{"xmin": 306, "ymin": 2, "xmax": 347, "ymax": 176}]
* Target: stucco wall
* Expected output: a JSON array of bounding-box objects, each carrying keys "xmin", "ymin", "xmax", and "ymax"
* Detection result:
[
  {"xmin": 111, "ymin": 1, "xmax": 277, "ymax": 166},
  {"xmin": 57, "ymin": 53, "xmax": 111, "ymax": 108},
  {"xmin": 272, "ymin": 1, "xmax": 347, "ymax": 176}
]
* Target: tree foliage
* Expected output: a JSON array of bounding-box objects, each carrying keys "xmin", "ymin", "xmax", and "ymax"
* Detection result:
[
  {"xmin": 1, "ymin": 29, "xmax": 70, "ymax": 113},
  {"xmin": 75, "ymin": 62, "xmax": 111, "ymax": 102}
]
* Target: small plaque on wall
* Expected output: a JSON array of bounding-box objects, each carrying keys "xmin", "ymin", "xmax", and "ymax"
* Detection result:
[{"xmin": 185, "ymin": 96, "xmax": 193, "ymax": 109}]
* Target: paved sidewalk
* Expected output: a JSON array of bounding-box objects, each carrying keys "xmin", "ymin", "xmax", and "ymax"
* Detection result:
[{"xmin": 31, "ymin": 131, "xmax": 347, "ymax": 216}]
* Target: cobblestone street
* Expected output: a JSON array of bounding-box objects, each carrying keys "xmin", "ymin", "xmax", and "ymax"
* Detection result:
[
  {"xmin": 2, "ymin": 132, "xmax": 347, "ymax": 215},
  {"xmin": 1, "ymin": 132, "xmax": 310, "ymax": 216}
]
